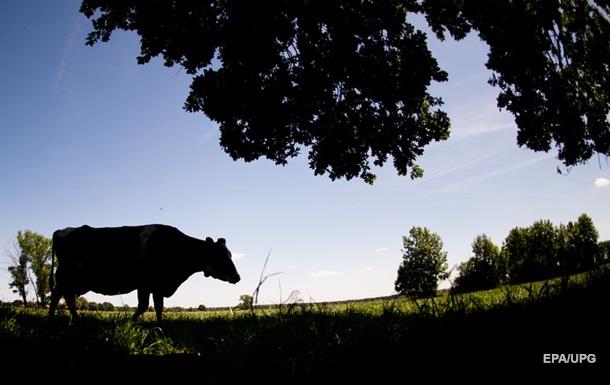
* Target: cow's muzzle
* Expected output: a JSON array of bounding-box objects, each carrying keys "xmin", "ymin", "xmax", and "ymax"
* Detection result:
[{"xmin": 229, "ymin": 274, "xmax": 241, "ymax": 284}]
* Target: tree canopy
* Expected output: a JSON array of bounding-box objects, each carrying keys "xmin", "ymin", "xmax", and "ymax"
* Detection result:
[
  {"xmin": 80, "ymin": 0, "xmax": 610, "ymax": 183},
  {"xmin": 502, "ymin": 214, "xmax": 601, "ymax": 284},
  {"xmin": 7, "ymin": 231, "xmax": 53, "ymax": 307},
  {"xmin": 395, "ymin": 226, "xmax": 448, "ymax": 298},
  {"xmin": 452, "ymin": 234, "xmax": 502, "ymax": 293},
  {"xmin": 16, "ymin": 231, "xmax": 53, "ymax": 306}
]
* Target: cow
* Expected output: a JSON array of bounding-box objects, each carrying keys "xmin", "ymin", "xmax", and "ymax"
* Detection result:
[{"xmin": 48, "ymin": 224, "xmax": 240, "ymax": 322}]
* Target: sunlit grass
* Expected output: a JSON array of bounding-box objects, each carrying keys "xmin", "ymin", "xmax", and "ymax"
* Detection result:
[{"xmin": 1, "ymin": 266, "xmax": 607, "ymax": 379}]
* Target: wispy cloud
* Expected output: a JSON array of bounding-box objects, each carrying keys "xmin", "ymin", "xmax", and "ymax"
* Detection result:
[
  {"xmin": 311, "ymin": 270, "xmax": 342, "ymax": 278},
  {"xmin": 433, "ymin": 154, "xmax": 553, "ymax": 195},
  {"xmin": 375, "ymin": 247, "xmax": 389, "ymax": 252},
  {"xmin": 197, "ymin": 128, "xmax": 219, "ymax": 147},
  {"xmin": 363, "ymin": 266, "xmax": 376, "ymax": 272},
  {"xmin": 56, "ymin": 16, "xmax": 82, "ymax": 89},
  {"xmin": 594, "ymin": 177, "xmax": 609, "ymax": 188},
  {"xmin": 423, "ymin": 151, "xmax": 504, "ymax": 182},
  {"xmin": 449, "ymin": 98, "xmax": 515, "ymax": 140}
]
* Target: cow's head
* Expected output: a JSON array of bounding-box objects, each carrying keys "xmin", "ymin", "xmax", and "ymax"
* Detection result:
[{"xmin": 202, "ymin": 237, "xmax": 241, "ymax": 284}]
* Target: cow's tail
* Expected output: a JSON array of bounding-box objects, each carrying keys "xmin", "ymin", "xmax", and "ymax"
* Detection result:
[{"xmin": 49, "ymin": 241, "xmax": 55, "ymax": 293}]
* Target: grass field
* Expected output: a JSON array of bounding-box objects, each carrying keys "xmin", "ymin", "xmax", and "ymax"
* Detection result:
[{"xmin": 1, "ymin": 268, "xmax": 608, "ymax": 381}]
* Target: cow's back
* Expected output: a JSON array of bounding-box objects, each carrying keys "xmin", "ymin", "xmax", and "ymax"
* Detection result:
[{"xmin": 53, "ymin": 225, "xmax": 167, "ymax": 295}]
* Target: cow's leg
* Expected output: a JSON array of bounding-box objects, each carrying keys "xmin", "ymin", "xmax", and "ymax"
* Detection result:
[
  {"xmin": 152, "ymin": 292, "xmax": 164, "ymax": 323},
  {"xmin": 48, "ymin": 287, "xmax": 62, "ymax": 317},
  {"xmin": 64, "ymin": 293, "xmax": 78, "ymax": 320},
  {"xmin": 132, "ymin": 289, "xmax": 150, "ymax": 321}
]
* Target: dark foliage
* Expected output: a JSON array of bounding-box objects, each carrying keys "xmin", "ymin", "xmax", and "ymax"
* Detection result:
[
  {"xmin": 424, "ymin": 1, "xmax": 610, "ymax": 169},
  {"xmin": 599, "ymin": 240, "xmax": 610, "ymax": 265},
  {"xmin": 452, "ymin": 234, "xmax": 502, "ymax": 294},
  {"xmin": 79, "ymin": 0, "xmax": 610, "ymax": 183},
  {"xmin": 503, "ymin": 214, "xmax": 600, "ymax": 284}
]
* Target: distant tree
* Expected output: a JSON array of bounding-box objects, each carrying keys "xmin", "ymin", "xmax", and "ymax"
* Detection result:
[
  {"xmin": 503, "ymin": 221, "xmax": 559, "ymax": 284},
  {"xmin": 12, "ymin": 300, "xmax": 24, "ymax": 307},
  {"xmin": 556, "ymin": 215, "xmax": 600, "ymax": 274},
  {"xmin": 528, "ymin": 220, "xmax": 560, "ymax": 279},
  {"xmin": 7, "ymin": 244, "xmax": 29, "ymax": 306},
  {"xmin": 100, "ymin": 302, "xmax": 115, "ymax": 311},
  {"xmin": 571, "ymin": 214, "xmax": 599, "ymax": 271},
  {"xmin": 197, "ymin": 304, "xmax": 207, "ymax": 311},
  {"xmin": 75, "ymin": 296, "xmax": 89, "ymax": 310},
  {"xmin": 395, "ymin": 227, "xmax": 448, "ymax": 299},
  {"xmin": 556, "ymin": 222, "xmax": 575, "ymax": 276},
  {"xmin": 452, "ymin": 235, "xmax": 501, "ymax": 293},
  {"xmin": 79, "ymin": 1, "xmax": 610, "ymax": 183},
  {"xmin": 9, "ymin": 230, "xmax": 52, "ymax": 306},
  {"xmin": 237, "ymin": 294, "xmax": 253, "ymax": 310},
  {"xmin": 598, "ymin": 240, "xmax": 610, "ymax": 265},
  {"xmin": 504, "ymin": 214, "xmax": 601, "ymax": 283},
  {"xmin": 503, "ymin": 227, "xmax": 530, "ymax": 284}
]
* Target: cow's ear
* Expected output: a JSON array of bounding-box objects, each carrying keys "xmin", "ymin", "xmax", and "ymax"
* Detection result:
[
  {"xmin": 217, "ymin": 238, "xmax": 226, "ymax": 246},
  {"xmin": 205, "ymin": 237, "xmax": 213, "ymax": 243}
]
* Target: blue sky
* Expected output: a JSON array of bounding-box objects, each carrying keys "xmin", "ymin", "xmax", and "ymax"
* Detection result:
[{"xmin": 1, "ymin": 1, "xmax": 608, "ymax": 307}]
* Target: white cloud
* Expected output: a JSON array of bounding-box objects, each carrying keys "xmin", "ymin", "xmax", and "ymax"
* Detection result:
[
  {"xmin": 594, "ymin": 177, "xmax": 609, "ymax": 188},
  {"xmin": 232, "ymin": 253, "xmax": 246, "ymax": 261},
  {"xmin": 287, "ymin": 265, "xmax": 297, "ymax": 270},
  {"xmin": 375, "ymin": 248, "xmax": 389, "ymax": 252},
  {"xmin": 363, "ymin": 266, "xmax": 376, "ymax": 272},
  {"xmin": 311, "ymin": 270, "xmax": 343, "ymax": 278}
]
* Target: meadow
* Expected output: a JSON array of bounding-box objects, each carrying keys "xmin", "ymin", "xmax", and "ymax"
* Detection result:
[{"xmin": 1, "ymin": 268, "xmax": 608, "ymax": 381}]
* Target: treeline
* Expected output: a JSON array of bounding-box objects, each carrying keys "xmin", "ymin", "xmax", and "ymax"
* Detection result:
[
  {"xmin": 394, "ymin": 213, "xmax": 609, "ymax": 298},
  {"xmin": 452, "ymin": 214, "xmax": 609, "ymax": 294},
  {"xmin": 0, "ymin": 298, "xmax": 209, "ymax": 313},
  {"xmin": 71, "ymin": 297, "xmax": 209, "ymax": 312}
]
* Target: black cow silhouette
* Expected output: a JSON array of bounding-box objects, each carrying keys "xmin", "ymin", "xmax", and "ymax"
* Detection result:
[{"xmin": 48, "ymin": 224, "xmax": 240, "ymax": 321}]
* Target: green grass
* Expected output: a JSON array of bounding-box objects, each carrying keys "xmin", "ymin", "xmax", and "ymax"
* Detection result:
[{"xmin": 1, "ymin": 268, "xmax": 608, "ymax": 381}]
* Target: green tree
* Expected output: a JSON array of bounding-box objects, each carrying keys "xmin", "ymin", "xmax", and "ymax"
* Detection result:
[
  {"xmin": 504, "ymin": 214, "xmax": 600, "ymax": 282},
  {"xmin": 237, "ymin": 294, "xmax": 253, "ymax": 310},
  {"xmin": 7, "ymin": 244, "xmax": 29, "ymax": 306},
  {"xmin": 571, "ymin": 214, "xmax": 599, "ymax": 271},
  {"xmin": 598, "ymin": 240, "xmax": 610, "ymax": 265},
  {"xmin": 75, "ymin": 296, "xmax": 89, "ymax": 310},
  {"xmin": 556, "ymin": 222, "xmax": 575, "ymax": 276},
  {"xmin": 503, "ymin": 221, "xmax": 559, "ymax": 284},
  {"xmin": 502, "ymin": 227, "xmax": 531, "ymax": 284},
  {"xmin": 557, "ymin": 215, "xmax": 600, "ymax": 274},
  {"xmin": 79, "ymin": 1, "xmax": 610, "ymax": 183},
  {"xmin": 100, "ymin": 302, "xmax": 115, "ymax": 311},
  {"xmin": 16, "ymin": 230, "xmax": 53, "ymax": 307},
  {"xmin": 395, "ymin": 227, "xmax": 448, "ymax": 299},
  {"xmin": 528, "ymin": 220, "xmax": 560, "ymax": 279},
  {"xmin": 452, "ymin": 234, "xmax": 501, "ymax": 293}
]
